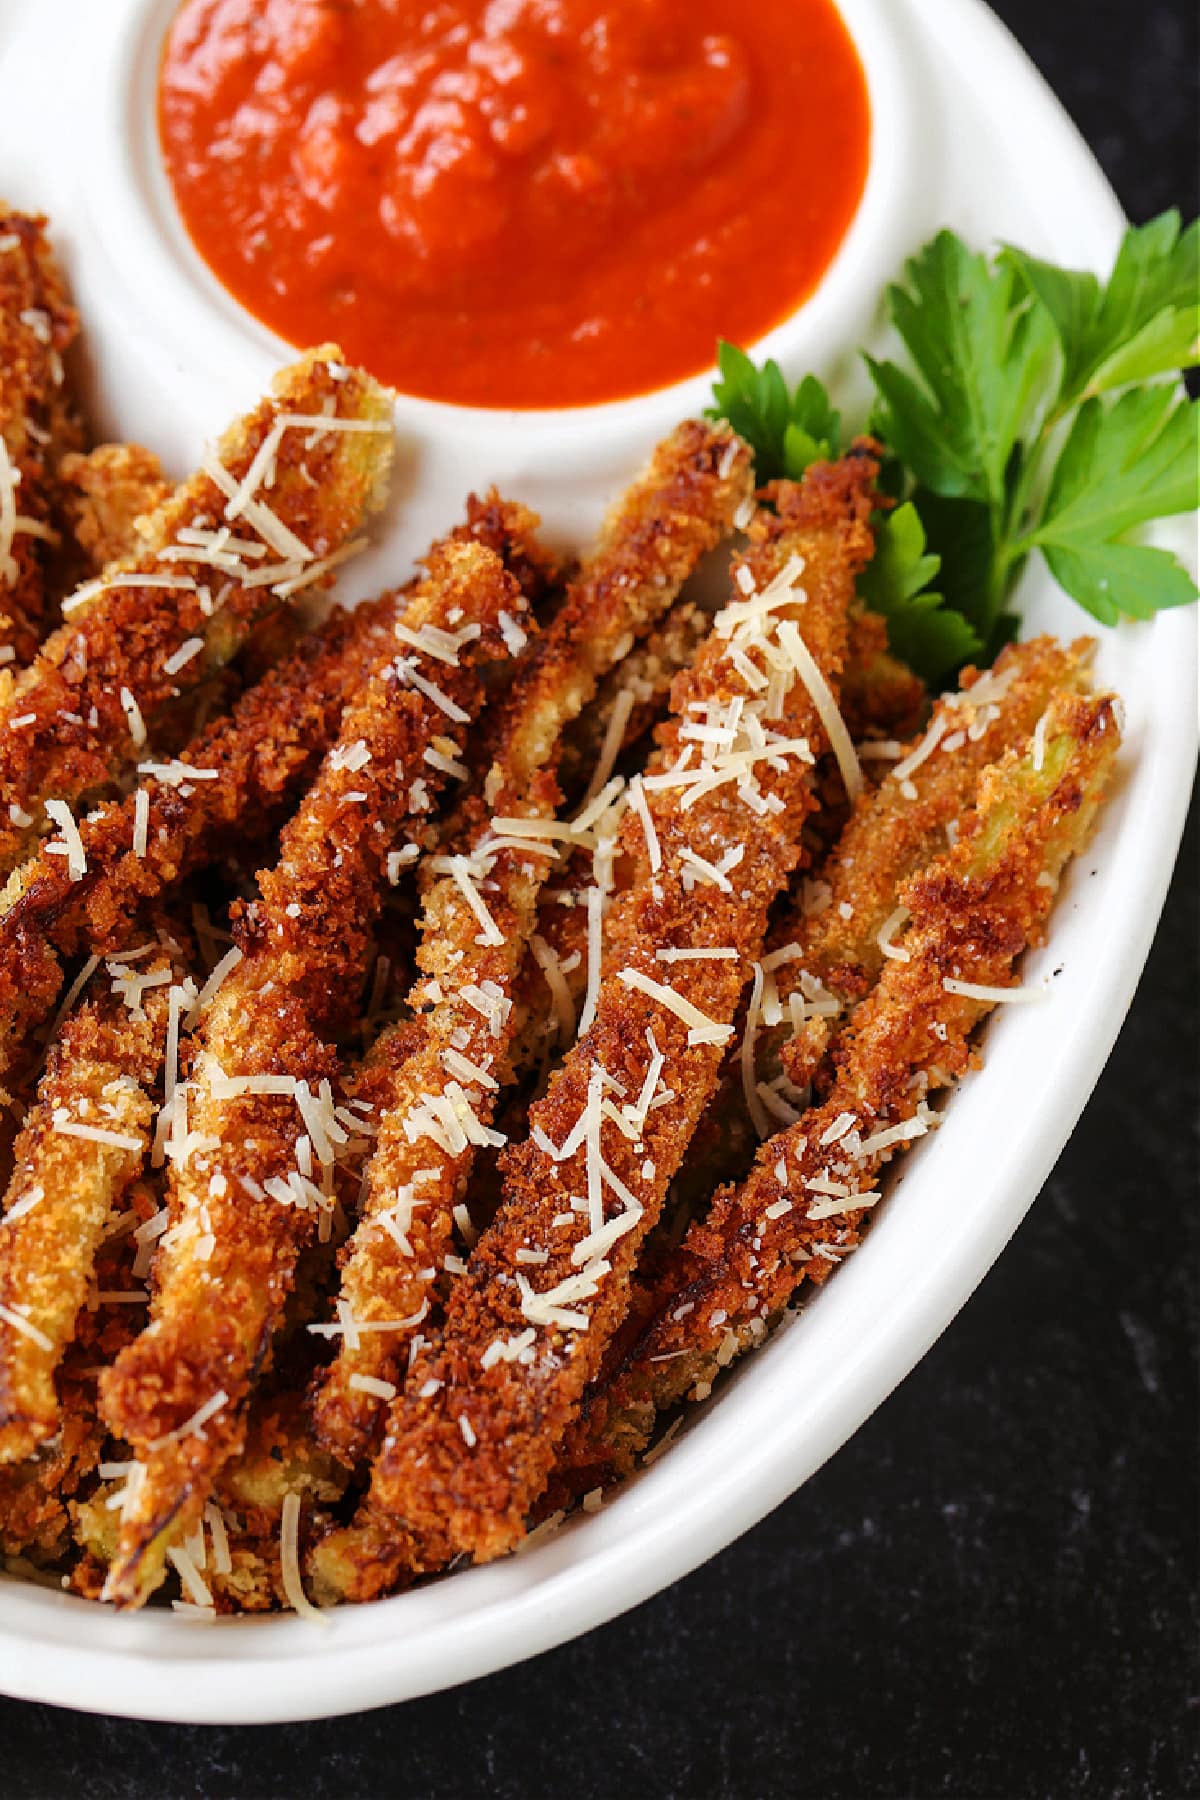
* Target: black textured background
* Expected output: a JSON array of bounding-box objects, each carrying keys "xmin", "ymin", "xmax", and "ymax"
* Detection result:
[{"xmin": 4, "ymin": 3, "xmax": 1198, "ymax": 1795}]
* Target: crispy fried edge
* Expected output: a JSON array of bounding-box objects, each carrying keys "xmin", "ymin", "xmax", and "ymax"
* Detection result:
[
  {"xmin": 0, "ymin": 582, "xmax": 421, "ymax": 1082},
  {"xmin": 0, "ymin": 208, "xmax": 82, "ymax": 665},
  {"xmin": 549, "ymin": 691, "xmax": 1123, "ymax": 1497},
  {"xmin": 0, "ymin": 949, "xmax": 179, "ymax": 1461},
  {"xmin": 98, "ymin": 537, "xmax": 527, "ymax": 1607},
  {"xmin": 56, "ymin": 444, "xmax": 172, "ymax": 577},
  {"xmin": 317, "ymin": 451, "xmax": 875, "ymax": 1588},
  {"xmin": 0, "ymin": 345, "xmax": 393, "ymax": 877},
  {"xmin": 308, "ymin": 427, "xmax": 753, "ymax": 1471}
]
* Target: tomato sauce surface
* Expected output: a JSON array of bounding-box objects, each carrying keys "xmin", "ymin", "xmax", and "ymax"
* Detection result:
[{"xmin": 159, "ymin": 0, "xmax": 870, "ymax": 409}]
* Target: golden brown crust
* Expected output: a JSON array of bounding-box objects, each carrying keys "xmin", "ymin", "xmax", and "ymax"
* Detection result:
[
  {"xmin": 549, "ymin": 692, "xmax": 1122, "ymax": 1497},
  {"xmin": 0, "ymin": 356, "xmax": 1128, "ymax": 1620},
  {"xmin": 0, "ymin": 489, "xmax": 558, "ymax": 1093},
  {"xmin": 0, "ymin": 1175, "xmax": 159, "ymax": 1566},
  {"xmin": 555, "ymin": 598, "xmax": 710, "ymax": 805},
  {"xmin": 775, "ymin": 635, "xmax": 1095, "ymax": 1019},
  {"xmin": 57, "ymin": 444, "xmax": 172, "ymax": 576},
  {"xmin": 0, "ymin": 345, "xmax": 393, "ymax": 880},
  {"xmin": 452, "ymin": 489, "xmax": 559, "ymax": 619},
  {"xmin": 840, "ymin": 606, "xmax": 927, "ymax": 744},
  {"xmin": 0, "ymin": 947, "xmax": 180, "ymax": 1462},
  {"xmin": 0, "ymin": 208, "xmax": 83, "ymax": 667},
  {"xmin": 97, "ymin": 535, "xmax": 528, "ymax": 1607},
  {"xmin": 343, "ymin": 451, "xmax": 876, "ymax": 1576},
  {"xmin": 514, "ymin": 598, "xmax": 924, "ymax": 1078},
  {"xmin": 456, "ymin": 420, "xmax": 753, "ymax": 815},
  {"xmin": 0, "ymin": 590, "xmax": 404, "ymax": 1078},
  {"xmin": 680, "ymin": 634, "xmax": 1098, "ymax": 1194},
  {"xmin": 308, "ymin": 428, "xmax": 751, "ymax": 1471}
]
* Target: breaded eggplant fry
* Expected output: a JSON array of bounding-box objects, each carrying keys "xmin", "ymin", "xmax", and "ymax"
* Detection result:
[
  {"xmin": 514, "ymin": 604, "xmax": 922, "ymax": 1074},
  {"xmin": 71, "ymin": 1283, "xmax": 348, "ymax": 1613},
  {"xmin": 0, "ymin": 1397, "xmax": 101, "ymax": 1569},
  {"xmin": 450, "ymin": 420, "xmax": 752, "ymax": 816},
  {"xmin": 0, "ymin": 208, "xmax": 82, "ymax": 666},
  {"xmin": 840, "ymin": 607, "xmax": 926, "ymax": 744},
  {"xmin": 321, "ymin": 449, "xmax": 876, "ymax": 1587},
  {"xmin": 452, "ymin": 489, "xmax": 559, "ymax": 622},
  {"xmin": 0, "ymin": 946, "xmax": 182, "ymax": 1462},
  {"xmin": 555, "ymin": 598, "xmax": 709, "ymax": 805},
  {"xmin": 774, "ymin": 636, "xmax": 1095, "ymax": 1017},
  {"xmin": 724, "ymin": 634, "xmax": 1098, "ymax": 1154},
  {"xmin": 308, "ymin": 426, "xmax": 750, "ymax": 1467},
  {"xmin": 0, "ymin": 489, "xmax": 556, "ymax": 1084},
  {"xmin": 0, "ymin": 1175, "xmax": 160, "ymax": 1570},
  {"xmin": 98, "ymin": 536, "xmax": 528, "ymax": 1607},
  {"xmin": 0, "ymin": 345, "xmax": 393, "ymax": 879},
  {"xmin": 57, "ymin": 443, "xmax": 172, "ymax": 576},
  {"xmin": 0, "ymin": 589, "xmax": 408, "ymax": 1080},
  {"xmin": 551, "ymin": 692, "xmax": 1122, "ymax": 1494}
]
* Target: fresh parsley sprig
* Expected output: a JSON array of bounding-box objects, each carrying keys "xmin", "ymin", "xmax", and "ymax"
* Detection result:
[
  {"xmin": 707, "ymin": 214, "xmax": 1199, "ymax": 683},
  {"xmin": 709, "ymin": 344, "xmax": 840, "ymax": 483}
]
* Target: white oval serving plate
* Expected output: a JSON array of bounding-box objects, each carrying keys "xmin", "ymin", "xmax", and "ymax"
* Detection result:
[{"xmin": 0, "ymin": 0, "xmax": 1194, "ymax": 1725}]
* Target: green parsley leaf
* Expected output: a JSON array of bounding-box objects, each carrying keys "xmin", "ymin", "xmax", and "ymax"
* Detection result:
[
  {"xmin": 866, "ymin": 223, "xmax": 1199, "ymax": 655},
  {"xmin": 864, "ymin": 231, "xmax": 1058, "ymax": 509},
  {"xmin": 1035, "ymin": 387, "xmax": 1199, "ymax": 544},
  {"xmin": 1040, "ymin": 540, "xmax": 1198, "ymax": 627},
  {"xmin": 706, "ymin": 218, "xmax": 1199, "ymax": 686},
  {"xmin": 1004, "ymin": 211, "xmax": 1200, "ymax": 406},
  {"xmin": 1020, "ymin": 388, "xmax": 1200, "ymax": 623},
  {"xmin": 909, "ymin": 489, "xmax": 1007, "ymax": 644},
  {"xmin": 857, "ymin": 502, "xmax": 982, "ymax": 683},
  {"xmin": 707, "ymin": 343, "xmax": 840, "ymax": 481},
  {"xmin": 781, "ymin": 375, "xmax": 842, "ymax": 478}
]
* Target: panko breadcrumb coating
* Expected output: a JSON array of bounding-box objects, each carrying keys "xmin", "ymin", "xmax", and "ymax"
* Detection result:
[
  {"xmin": 312, "ymin": 448, "xmax": 877, "ymax": 1593},
  {"xmin": 0, "ymin": 309, "xmax": 1128, "ymax": 1624},
  {"xmin": 0, "ymin": 345, "xmax": 393, "ymax": 880},
  {"xmin": 0, "ymin": 593, "xmax": 403, "ymax": 1081},
  {"xmin": 0, "ymin": 207, "xmax": 82, "ymax": 667},
  {"xmin": 98, "ymin": 533, "xmax": 529, "ymax": 1608},
  {"xmin": 309, "ymin": 423, "xmax": 753, "ymax": 1469},
  {"xmin": 679, "ymin": 634, "xmax": 1099, "ymax": 1197},
  {"xmin": 0, "ymin": 490, "xmax": 557, "ymax": 1088},
  {"xmin": 57, "ymin": 443, "xmax": 172, "ymax": 576},
  {"xmin": 0, "ymin": 943, "xmax": 184, "ymax": 1463},
  {"xmin": 548, "ymin": 691, "xmax": 1122, "ymax": 1498}
]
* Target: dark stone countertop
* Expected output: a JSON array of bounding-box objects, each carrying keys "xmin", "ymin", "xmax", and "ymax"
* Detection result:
[{"xmin": 3, "ymin": 3, "xmax": 1197, "ymax": 1794}]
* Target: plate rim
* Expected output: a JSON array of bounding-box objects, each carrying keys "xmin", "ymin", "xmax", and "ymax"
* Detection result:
[{"xmin": 0, "ymin": 0, "xmax": 1195, "ymax": 1724}]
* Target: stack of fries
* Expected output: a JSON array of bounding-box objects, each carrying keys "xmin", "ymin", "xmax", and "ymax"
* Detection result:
[{"xmin": 0, "ymin": 211, "xmax": 1121, "ymax": 1617}]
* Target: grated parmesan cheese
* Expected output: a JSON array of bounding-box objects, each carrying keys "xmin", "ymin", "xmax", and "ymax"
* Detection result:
[
  {"xmin": 876, "ymin": 906, "xmax": 911, "ymax": 963},
  {"xmin": 529, "ymin": 936, "xmax": 576, "ymax": 1044},
  {"xmin": 617, "ymin": 968, "xmax": 733, "ymax": 1047},
  {"xmin": 43, "ymin": 798, "xmax": 86, "ymax": 881},
  {"xmin": 162, "ymin": 637, "xmax": 204, "ymax": 677},
  {"xmin": 348, "ymin": 1373, "xmax": 398, "ymax": 1401},
  {"xmin": 739, "ymin": 962, "xmax": 771, "ymax": 1139},
  {"xmin": 776, "ymin": 619, "xmax": 861, "ymax": 802},
  {"xmin": 119, "ymin": 686, "xmax": 147, "ymax": 747},
  {"xmin": 576, "ymin": 885, "xmax": 604, "ymax": 1040},
  {"xmin": 0, "ymin": 1302, "xmax": 52, "ymax": 1352},
  {"xmin": 52, "ymin": 1119, "xmax": 143, "ymax": 1153},
  {"xmin": 626, "ymin": 775, "xmax": 660, "ymax": 873},
  {"xmin": 280, "ymin": 1490, "xmax": 330, "ymax": 1626},
  {"xmin": 942, "ymin": 976, "xmax": 1047, "ymax": 1003},
  {"xmin": 393, "ymin": 655, "xmax": 469, "ymax": 724},
  {"xmin": 581, "ymin": 687, "xmax": 636, "ymax": 807},
  {"xmin": 891, "ymin": 713, "xmax": 949, "ymax": 788},
  {"xmin": 131, "ymin": 788, "xmax": 150, "ymax": 859},
  {"xmin": 146, "ymin": 1387, "xmax": 228, "ymax": 1451}
]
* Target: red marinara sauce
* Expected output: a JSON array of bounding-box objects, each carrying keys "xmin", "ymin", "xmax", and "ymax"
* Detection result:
[{"xmin": 159, "ymin": 0, "xmax": 870, "ymax": 409}]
